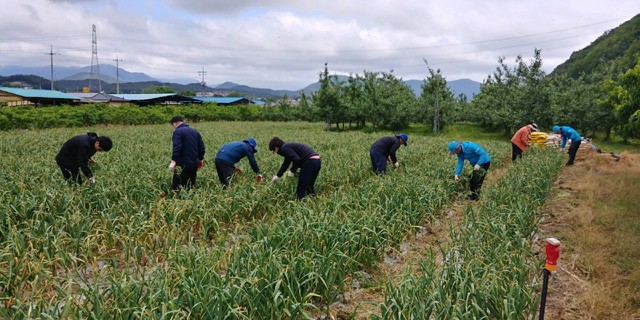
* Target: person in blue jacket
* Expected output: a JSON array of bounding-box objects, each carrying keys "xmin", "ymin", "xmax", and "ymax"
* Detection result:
[
  {"xmin": 269, "ymin": 137, "xmax": 321, "ymax": 200},
  {"xmin": 552, "ymin": 125, "xmax": 582, "ymax": 165},
  {"xmin": 370, "ymin": 133, "xmax": 408, "ymax": 174},
  {"xmin": 448, "ymin": 141, "xmax": 492, "ymax": 201},
  {"xmin": 169, "ymin": 116, "xmax": 205, "ymax": 190},
  {"xmin": 214, "ymin": 138, "xmax": 262, "ymax": 187}
]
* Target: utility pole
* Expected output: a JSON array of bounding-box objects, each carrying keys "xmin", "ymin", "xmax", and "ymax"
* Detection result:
[
  {"xmin": 198, "ymin": 67, "xmax": 207, "ymax": 87},
  {"xmin": 113, "ymin": 55, "xmax": 123, "ymax": 94},
  {"xmin": 89, "ymin": 24, "xmax": 102, "ymax": 92},
  {"xmin": 45, "ymin": 45, "xmax": 60, "ymax": 90}
]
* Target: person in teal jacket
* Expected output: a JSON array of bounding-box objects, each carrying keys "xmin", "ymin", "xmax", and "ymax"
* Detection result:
[
  {"xmin": 214, "ymin": 138, "xmax": 262, "ymax": 187},
  {"xmin": 552, "ymin": 125, "xmax": 582, "ymax": 165},
  {"xmin": 448, "ymin": 141, "xmax": 492, "ymax": 201}
]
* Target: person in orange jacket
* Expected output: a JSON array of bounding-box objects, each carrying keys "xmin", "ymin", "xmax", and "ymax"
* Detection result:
[{"xmin": 511, "ymin": 123, "xmax": 538, "ymax": 161}]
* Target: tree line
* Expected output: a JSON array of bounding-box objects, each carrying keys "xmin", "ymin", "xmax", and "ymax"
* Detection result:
[{"xmin": 2, "ymin": 50, "xmax": 639, "ymax": 141}]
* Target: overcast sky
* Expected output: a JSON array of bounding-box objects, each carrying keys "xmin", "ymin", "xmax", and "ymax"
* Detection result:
[{"xmin": 1, "ymin": 0, "xmax": 638, "ymax": 90}]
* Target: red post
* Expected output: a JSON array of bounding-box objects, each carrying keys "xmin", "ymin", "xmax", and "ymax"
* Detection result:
[{"xmin": 539, "ymin": 238, "xmax": 561, "ymax": 320}]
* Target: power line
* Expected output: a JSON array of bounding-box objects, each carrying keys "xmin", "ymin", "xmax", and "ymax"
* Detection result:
[
  {"xmin": 90, "ymin": 24, "xmax": 101, "ymax": 92},
  {"xmin": 44, "ymin": 45, "xmax": 60, "ymax": 90},
  {"xmin": 198, "ymin": 67, "xmax": 207, "ymax": 87},
  {"xmin": 113, "ymin": 54, "xmax": 123, "ymax": 94}
]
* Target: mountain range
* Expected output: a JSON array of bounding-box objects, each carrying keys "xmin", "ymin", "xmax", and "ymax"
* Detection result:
[{"xmin": 0, "ymin": 65, "xmax": 481, "ymax": 99}]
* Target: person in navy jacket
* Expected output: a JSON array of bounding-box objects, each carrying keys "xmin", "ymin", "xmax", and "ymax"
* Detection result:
[
  {"xmin": 269, "ymin": 137, "xmax": 321, "ymax": 200},
  {"xmin": 369, "ymin": 133, "xmax": 408, "ymax": 174},
  {"xmin": 214, "ymin": 138, "xmax": 262, "ymax": 187},
  {"xmin": 56, "ymin": 132, "xmax": 112, "ymax": 185},
  {"xmin": 552, "ymin": 125, "xmax": 582, "ymax": 165},
  {"xmin": 169, "ymin": 116, "xmax": 205, "ymax": 190},
  {"xmin": 448, "ymin": 141, "xmax": 491, "ymax": 201}
]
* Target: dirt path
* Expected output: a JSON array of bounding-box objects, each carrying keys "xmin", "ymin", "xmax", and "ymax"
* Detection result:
[{"xmin": 538, "ymin": 147, "xmax": 640, "ymax": 319}]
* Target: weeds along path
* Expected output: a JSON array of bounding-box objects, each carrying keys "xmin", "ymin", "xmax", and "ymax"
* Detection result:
[
  {"xmin": 538, "ymin": 147, "xmax": 640, "ymax": 320},
  {"xmin": 327, "ymin": 147, "xmax": 515, "ymax": 319},
  {"xmin": 346, "ymin": 147, "xmax": 565, "ymax": 319}
]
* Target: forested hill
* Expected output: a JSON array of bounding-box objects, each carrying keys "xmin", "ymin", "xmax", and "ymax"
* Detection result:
[{"xmin": 551, "ymin": 13, "xmax": 640, "ymax": 81}]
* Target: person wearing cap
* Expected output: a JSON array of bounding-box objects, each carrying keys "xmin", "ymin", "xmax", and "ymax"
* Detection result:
[
  {"xmin": 169, "ymin": 116, "xmax": 206, "ymax": 190},
  {"xmin": 448, "ymin": 141, "xmax": 491, "ymax": 201},
  {"xmin": 55, "ymin": 132, "xmax": 113, "ymax": 185},
  {"xmin": 369, "ymin": 133, "xmax": 408, "ymax": 174},
  {"xmin": 269, "ymin": 137, "xmax": 321, "ymax": 200},
  {"xmin": 552, "ymin": 125, "xmax": 582, "ymax": 165},
  {"xmin": 511, "ymin": 123, "xmax": 539, "ymax": 161},
  {"xmin": 214, "ymin": 138, "xmax": 262, "ymax": 187}
]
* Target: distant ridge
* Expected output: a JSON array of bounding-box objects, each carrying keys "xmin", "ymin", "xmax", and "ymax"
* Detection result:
[{"xmin": 1, "ymin": 65, "xmax": 481, "ymax": 98}]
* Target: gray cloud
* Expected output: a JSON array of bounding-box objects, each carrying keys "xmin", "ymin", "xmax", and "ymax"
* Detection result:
[{"xmin": 2, "ymin": 0, "xmax": 638, "ymax": 89}]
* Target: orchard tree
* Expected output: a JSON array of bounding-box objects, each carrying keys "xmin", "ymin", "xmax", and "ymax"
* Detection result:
[
  {"xmin": 601, "ymin": 58, "xmax": 640, "ymax": 141},
  {"xmin": 312, "ymin": 63, "xmax": 345, "ymax": 130},
  {"xmin": 418, "ymin": 62, "xmax": 454, "ymax": 133}
]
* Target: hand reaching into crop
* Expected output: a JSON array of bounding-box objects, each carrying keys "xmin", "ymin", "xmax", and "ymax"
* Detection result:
[
  {"xmin": 474, "ymin": 164, "xmax": 480, "ymax": 170},
  {"xmin": 272, "ymin": 175, "xmax": 280, "ymax": 182},
  {"xmin": 287, "ymin": 170, "xmax": 295, "ymax": 178},
  {"xmin": 168, "ymin": 161, "xmax": 176, "ymax": 170},
  {"xmin": 455, "ymin": 175, "xmax": 460, "ymax": 181},
  {"xmin": 257, "ymin": 174, "xmax": 263, "ymax": 182}
]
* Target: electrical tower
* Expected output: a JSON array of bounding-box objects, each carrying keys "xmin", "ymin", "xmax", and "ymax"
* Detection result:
[
  {"xmin": 89, "ymin": 24, "xmax": 102, "ymax": 92},
  {"xmin": 198, "ymin": 67, "xmax": 207, "ymax": 87},
  {"xmin": 45, "ymin": 45, "xmax": 60, "ymax": 90},
  {"xmin": 113, "ymin": 55, "xmax": 123, "ymax": 94}
]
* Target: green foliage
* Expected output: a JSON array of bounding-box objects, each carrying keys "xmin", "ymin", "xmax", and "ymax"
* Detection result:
[
  {"xmin": 142, "ymin": 85, "xmax": 174, "ymax": 94},
  {"xmin": 0, "ymin": 104, "xmax": 266, "ymax": 130},
  {"xmin": 470, "ymin": 50, "xmax": 550, "ymax": 134},
  {"xmin": 418, "ymin": 64, "xmax": 455, "ymax": 133}
]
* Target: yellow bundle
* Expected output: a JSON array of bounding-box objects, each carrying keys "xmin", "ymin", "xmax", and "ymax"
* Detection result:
[{"xmin": 529, "ymin": 132, "xmax": 549, "ymax": 147}]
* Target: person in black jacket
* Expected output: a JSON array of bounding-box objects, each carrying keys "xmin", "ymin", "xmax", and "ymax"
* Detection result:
[
  {"xmin": 369, "ymin": 133, "xmax": 408, "ymax": 174},
  {"xmin": 169, "ymin": 116, "xmax": 206, "ymax": 190},
  {"xmin": 269, "ymin": 137, "xmax": 321, "ymax": 200},
  {"xmin": 56, "ymin": 132, "xmax": 112, "ymax": 185}
]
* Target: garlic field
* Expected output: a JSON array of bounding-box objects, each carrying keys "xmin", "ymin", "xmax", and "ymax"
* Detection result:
[{"xmin": 0, "ymin": 121, "xmax": 564, "ymax": 319}]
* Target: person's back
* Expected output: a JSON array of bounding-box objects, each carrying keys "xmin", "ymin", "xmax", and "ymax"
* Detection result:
[
  {"xmin": 56, "ymin": 134, "xmax": 95, "ymax": 166},
  {"xmin": 172, "ymin": 123, "xmax": 205, "ymax": 167}
]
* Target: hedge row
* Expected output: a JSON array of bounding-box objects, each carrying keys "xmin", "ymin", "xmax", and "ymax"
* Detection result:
[{"xmin": 0, "ymin": 103, "xmax": 267, "ymax": 130}]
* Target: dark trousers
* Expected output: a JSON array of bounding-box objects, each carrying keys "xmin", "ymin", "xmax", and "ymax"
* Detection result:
[
  {"xmin": 567, "ymin": 140, "xmax": 581, "ymax": 165},
  {"xmin": 470, "ymin": 162, "xmax": 491, "ymax": 198},
  {"xmin": 370, "ymin": 149, "xmax": 387, "ymax": 174},
  {"xmin": 172, "ymin": 165, "xmax": 198, "ymax": 190},
  {"xmin": 297, "ymin": 158, "xmax": 321, "ymax": 200},
  {"xmin": 58, "ymin": 163, "xmax": 82, "ymax": 185},
  {"xmin": 215, "ymin": 158, "xmax": 235, "ymax": 187},
  {"xmin": 511, "ymin": 142, "xmax": 524, "ymax": 162}
]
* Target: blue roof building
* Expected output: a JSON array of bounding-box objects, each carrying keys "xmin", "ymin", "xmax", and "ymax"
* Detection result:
[{"xmin": 0, "ymin": 87, "xmax": 79, "ymax": 106}]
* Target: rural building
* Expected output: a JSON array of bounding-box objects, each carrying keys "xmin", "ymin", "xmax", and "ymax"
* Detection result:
[
  {"xmin": 69, "ymin": 92, "xmax": 129, "ymax": 105},
  {"xmin": 111, "ymin": 93, "xmax": 201, "ymax": 106},
  {"xmin": 195, "ymin": 97, "xmax": 256, "ymax": 106},
  {"xmin": 0, "ymin": 87, "xmax": 79, "ymax": 106}
]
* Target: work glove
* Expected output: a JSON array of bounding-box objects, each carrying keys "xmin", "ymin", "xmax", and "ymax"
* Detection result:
[
  {"xmin": 455, "ymin": 175, "xmax": 460, "ymax": 181},
  {"xmin": 197, "ymin": 160, "xmax": 203, "ymax": 169},
  {"xmin": 287, "ymin": 170, "xmax": 295, "ymax": 178},
  {"xmin": 386, "ymin": 156, "xmax": 391, "ymax": 163},
  {"xmin": 393, "ymin": 162, "xmax": 399, "ymax": 169},
  {"xmin": 474, "ymin": 164, "xmax": 481, "ymax": 170},
  {"xmin": 272, "ymin": 175, "xmax": 280, "ymax": 182},
  {"xmin": 257, "ymin": 174, "xmax": 263, "ymax": 182},
  {"xmin": 234, "ymin": 167, "xmax": 243, "ymax": 174},
  {"xmin": 168, "ymin": 161, "xmax": 176, "ymax": 170},
  {"xmin": 87, "ymin": 177, "xmax": 96, "ymax": 185}
]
